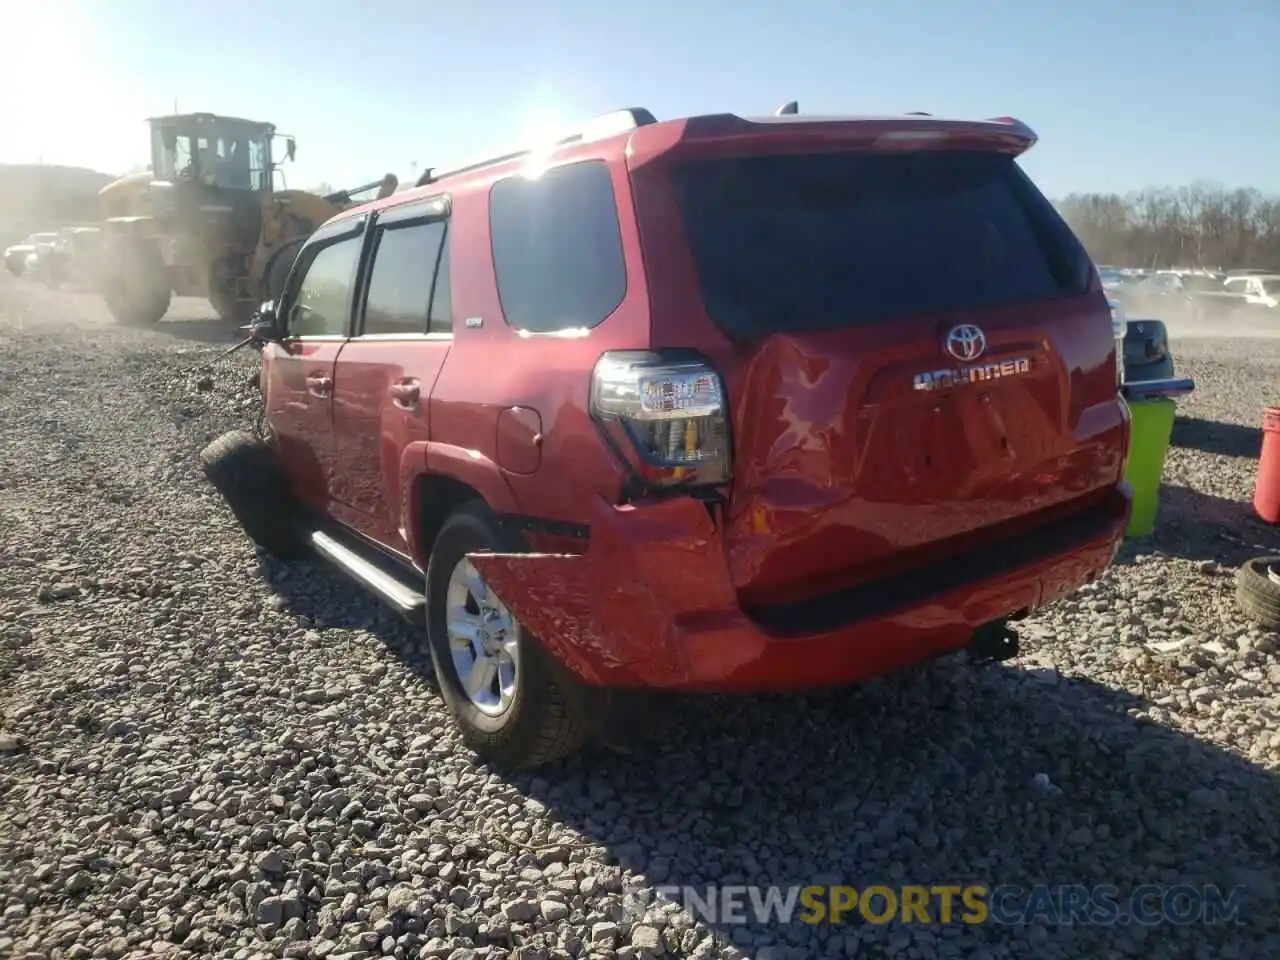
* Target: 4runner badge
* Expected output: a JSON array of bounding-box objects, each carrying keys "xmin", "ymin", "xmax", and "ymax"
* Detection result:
[{"xmin": 915, "ymin": 326, "xmax": 1031, "ymax": 392}]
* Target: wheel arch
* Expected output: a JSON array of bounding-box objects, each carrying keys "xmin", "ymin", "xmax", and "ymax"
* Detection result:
[{"xmin": 402, "ymin": 441, "xmax": 521, "ymax": 568}]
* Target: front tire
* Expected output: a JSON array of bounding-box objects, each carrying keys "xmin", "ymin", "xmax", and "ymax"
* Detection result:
[
  {"xmin": 100, "ymin": 239, "xmax": 172, "ymax": 325},
  {"xmin": 424, "ymin": 501, "xmax": 593, "ymax": 768}
]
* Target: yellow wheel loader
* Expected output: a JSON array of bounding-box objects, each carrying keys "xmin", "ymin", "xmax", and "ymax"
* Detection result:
[{"xmin": 96, "ymin": 113, "xmax": 398, "ymax": 325}]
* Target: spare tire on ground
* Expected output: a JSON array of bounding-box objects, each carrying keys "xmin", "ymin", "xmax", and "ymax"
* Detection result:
[
  {"xmin": 1236, "ymin": 556, "xmax": 1280, "ymax": 630},
  {"xmin": 198, "ymin": 430, "xmax": 302, "ymax": 559}
]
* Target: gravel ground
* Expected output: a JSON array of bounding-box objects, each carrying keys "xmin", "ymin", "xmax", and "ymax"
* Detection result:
[{"xmin": 1, "ymin": 280, "xmax": 1278, "ymax": 960}]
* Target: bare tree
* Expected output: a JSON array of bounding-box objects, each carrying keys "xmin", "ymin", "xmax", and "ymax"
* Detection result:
[{"xmin": 1055, "ymin": 184, "xmax": 1280, "ymax": 271}]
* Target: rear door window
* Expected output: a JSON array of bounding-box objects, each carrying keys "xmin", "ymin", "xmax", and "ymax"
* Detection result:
[
  {"xmin": 360, "ymin": 219, "xmax": 449, "ymax": 337},
  {"xmin": 489, "ymin": 160, "xmax": 626, "ymax": 333},
  {"xmin": 670, "ymin": 150, "xmax": 1091, "ymax": 337}
]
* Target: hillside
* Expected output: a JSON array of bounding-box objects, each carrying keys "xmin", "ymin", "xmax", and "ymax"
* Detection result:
[{"xmin": 0, "ymin": 164, "xmax": 116, "ymax": 245}]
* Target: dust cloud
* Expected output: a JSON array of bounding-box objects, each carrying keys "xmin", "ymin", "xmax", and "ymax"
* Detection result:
[{"xmin": 1135, "ymin": 299, "xmax": 1280, "ymax": 342}]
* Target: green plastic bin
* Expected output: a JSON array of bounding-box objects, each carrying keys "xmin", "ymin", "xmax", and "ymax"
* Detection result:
[{"xmin": 1121, "ymin": 377, "xmax": 1195, "ymax": 538}]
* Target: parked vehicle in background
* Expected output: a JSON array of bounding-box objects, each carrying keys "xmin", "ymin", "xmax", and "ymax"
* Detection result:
[
  {"xmin": 29, "ymin": 233, "xmax": 63, "ymax": 282},
  {"xmin": 1098, "ymin": 267, "xmax": 1128, "ymax": 292},
  {"xmin": 1178, "ymin": 272, "xmax": 1227, "ymax": 294},
  {"xmin": 1129, "ymin": 272, "xmax": 1184, "ymax": 298},
  {"xmin": 4, "ymin": 232, "xmax": 56, "ymax": 277},
  {"xmin": 3, "ymin": 243, "xmax": 33, "ymax": 276},
  {"xmin": 1223, "ymin": 274, "xmax": 1280, "ymax": 311},
  {"xmin": 42, "ymin": 226, "xmax": 102, "ymax": 287},
  {"xmin": 201, "ymin": 105, "xmax": 1132, "ymax": 768}
]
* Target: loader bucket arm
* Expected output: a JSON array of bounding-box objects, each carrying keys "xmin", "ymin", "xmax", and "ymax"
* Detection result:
[{"xmin": 323, "ymin": 174, "xmax": 399, "ymax": 206}]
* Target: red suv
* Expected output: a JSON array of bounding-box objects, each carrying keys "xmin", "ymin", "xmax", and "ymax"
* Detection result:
[{"xmin": 201, "ymin": 107, "xmax": 1132, "ymax": 768}]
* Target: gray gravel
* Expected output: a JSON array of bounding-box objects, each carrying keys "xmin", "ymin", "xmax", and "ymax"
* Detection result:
[{"xmin": 1, "ymin": 281, "xmax": 1279, "ymax": 960}]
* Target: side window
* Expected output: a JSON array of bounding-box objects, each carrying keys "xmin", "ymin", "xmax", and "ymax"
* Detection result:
[
  {"xmin": 489, "ymin": 160, "xmax": 626, "ymax": 332},
  {"xmin": 288, "ymin": 236, "xmax": 362, "ymax": 337},
  {"xmin": 361, "ymin": 219, "xmax": 448, "ymax": 336}
]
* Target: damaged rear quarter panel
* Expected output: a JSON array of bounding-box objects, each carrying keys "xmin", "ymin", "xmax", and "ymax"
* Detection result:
[{"xmin": 466, "ymin": 495, "xmax": 736, "ymax": 687}]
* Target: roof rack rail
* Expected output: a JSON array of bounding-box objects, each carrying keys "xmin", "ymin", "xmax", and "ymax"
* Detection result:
[{"xmin": 416, "ymin": 107, "xmax": 657, "ymax": 187}]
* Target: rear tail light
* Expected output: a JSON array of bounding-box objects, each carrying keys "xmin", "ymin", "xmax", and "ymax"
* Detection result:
[
  {"xmin": 1108, "ymin": 300, "xmax": 1126, "ymax": 386},
  {"xmin": 590, "ymin": 350, "xmax": 731, "ymax": 490},
  {"xmin": 1117, "ymin": 393, "xmax": 1132, "ymax": 478}
]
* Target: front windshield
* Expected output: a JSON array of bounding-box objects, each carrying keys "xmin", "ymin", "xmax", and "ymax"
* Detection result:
[
  {"xmin": 150, "ymin": 121, "xmax": 271, "ymax": 191},
  {"xmin": 1262, "ymin": 279, "xmax": 1280, "ymax": 297}
]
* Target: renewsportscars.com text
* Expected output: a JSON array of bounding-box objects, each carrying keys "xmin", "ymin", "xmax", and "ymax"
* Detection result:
[{"xmin": 623, "ymin": 883, "xmax": 1247, "ymax": 927}]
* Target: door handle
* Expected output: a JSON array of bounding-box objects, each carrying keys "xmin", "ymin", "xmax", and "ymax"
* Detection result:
[
  {"xmin": 390, "ymin": 378, "xmax": 420, "ymax": 408},
  {"xmin": 306, "ymin": 373, "xmax": 333, "ymax": 396}
]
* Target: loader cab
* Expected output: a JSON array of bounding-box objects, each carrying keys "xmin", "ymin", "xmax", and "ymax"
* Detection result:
[
  {"xmin": 149, "ymin": 113, "xmax": 276, "ymax": 194},
  {"xmin": 146, "ymin": 113, "xmax": 282, "ymax": 251}
]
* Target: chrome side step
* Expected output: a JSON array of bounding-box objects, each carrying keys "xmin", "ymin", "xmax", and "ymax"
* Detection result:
[{"xmin": 308, "ymin": 529, "xmax": 426, "ymax": 623}]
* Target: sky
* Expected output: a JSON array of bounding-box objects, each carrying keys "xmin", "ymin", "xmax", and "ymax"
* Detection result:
[{"xmin": 1, "ymin": 0, "xmax": 1275, "ymax": 200}]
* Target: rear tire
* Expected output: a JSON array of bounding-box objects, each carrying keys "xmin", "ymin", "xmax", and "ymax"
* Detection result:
[
  {"xmin": 210, "ymin": 288, "xmax": 255, "ymax": 325},
  {"xmin": 1236, "ymin": 556, "xmax": 1280, "ymax": 631},
  {"xmin": 198, "ymin": 430, "xmax": 302, "ymax": 559},
  {"xmin": 424, "ymin": 501, "xmax": 593, "ymax": 768},
  {"xmin": 101, "ymin": 239, "xmax": 172, "ymax": 325}
]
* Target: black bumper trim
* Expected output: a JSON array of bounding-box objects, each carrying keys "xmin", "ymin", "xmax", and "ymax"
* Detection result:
[{"xmin": 747, "ymin": 497, "xmax": 1123, "ymax": 639}]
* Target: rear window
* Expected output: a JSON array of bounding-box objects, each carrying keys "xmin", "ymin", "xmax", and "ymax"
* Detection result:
[{"xmin": 670, "ymin": 150, "xmax": 1091, "ymax": 336}]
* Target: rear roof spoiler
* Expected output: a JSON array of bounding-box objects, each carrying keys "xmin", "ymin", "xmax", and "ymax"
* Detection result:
[
  {"xmin": 413, "ymin": 106, "xmax": 1038, "ymax": 188},
  {"xmin": 679, "ymin": 113, "xmax": 1039, "ymax": 156}
]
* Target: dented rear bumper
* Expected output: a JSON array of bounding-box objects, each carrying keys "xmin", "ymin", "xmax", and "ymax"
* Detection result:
[{"xmin": 468, "ymin": 486, "xmax": 1131, "ymax": 693}]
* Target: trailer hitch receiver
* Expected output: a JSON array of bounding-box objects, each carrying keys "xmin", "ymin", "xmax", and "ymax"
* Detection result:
[{"xmin": 967, "ymin": 620, "xmax": 1020, "ymax": 665}]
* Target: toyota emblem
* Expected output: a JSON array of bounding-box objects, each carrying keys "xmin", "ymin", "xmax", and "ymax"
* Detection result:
[{"xmin": 945, "ymin": 325, "xmax": 987, "ymax": 362}]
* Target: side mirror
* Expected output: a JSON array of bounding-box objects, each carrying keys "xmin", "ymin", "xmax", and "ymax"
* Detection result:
[
  {"xmin": 286, "ymin": 138, "xmax": 297, "ymax": 162},
  {"xmin": 247, "ymin": 302, "xmax": 285, "ymax": 342}
]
